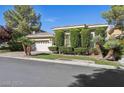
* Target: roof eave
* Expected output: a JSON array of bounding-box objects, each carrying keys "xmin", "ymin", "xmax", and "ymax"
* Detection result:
[{"xmin": 52, "ymin": 24, "xmax": 108, "ymax": 31}]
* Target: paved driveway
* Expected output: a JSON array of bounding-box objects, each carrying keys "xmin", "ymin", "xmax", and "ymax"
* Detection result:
[{"xmin": 0, "ymin": 57, "xmax": 98, "ymax": 87}]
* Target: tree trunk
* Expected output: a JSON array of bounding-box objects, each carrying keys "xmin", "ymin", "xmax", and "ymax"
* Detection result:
[
  {"xmin": 27, "ymin": 46, "xmax": 31, "ymax": 56},
  {"xmin": 104, "ymin": 49, "xmax": 115, "ymax": 61},
  {"xmin": 22, "ymin": 44, "xmax": 28, "ymax": 56},
  {"xmin": 95, "ymin": 43, "xmax": 103, "ymax": 59}
]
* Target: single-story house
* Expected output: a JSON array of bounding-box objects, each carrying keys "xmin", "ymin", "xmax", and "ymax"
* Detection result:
[
  {"xmin": 27, "ymin": 31, "xmax": 53, "ymax": 52},
  {"xmin": 26, "ymin": 24, "xmax": 123, "ymax": 52},
  {"xmin": 52, "ymin": 24, "xmax": 108, "ymax": 48}
]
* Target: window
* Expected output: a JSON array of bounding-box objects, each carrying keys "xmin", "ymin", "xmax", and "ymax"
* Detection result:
[
  {"xmin": 90, "ymin": 32, "xmax": 95, "ymax": 48},
  {"xmin": 65, "ymin": 33, "xmax": 70, "ymax": 47}
]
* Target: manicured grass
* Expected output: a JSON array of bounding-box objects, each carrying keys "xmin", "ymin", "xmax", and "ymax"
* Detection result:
[
  {"xmin": 33, "ymin": 53, "xmax": 95, "ymax": 60},
  {"xmin": 95, "ymin": 60, "xmax": 121, "ymax": 67},
  {"xmin": 0, "ymin": 49, "xmax": 10, "ymax": 53},
  {"xmin": 32, "ymin": 53, "xmax": 122, "ymax": 67}
]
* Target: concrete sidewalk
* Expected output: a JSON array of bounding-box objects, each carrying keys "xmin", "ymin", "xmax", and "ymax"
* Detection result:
[
  {"xmin": 0, "ymin": 52, "xmax": 117, "ymax": 69},
  {"xmin": 0, "ymin": 51, "xmax": 48, "ymax": 58}
]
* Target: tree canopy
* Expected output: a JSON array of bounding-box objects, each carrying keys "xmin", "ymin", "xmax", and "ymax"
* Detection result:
[
  {"xmin": 0, "ymin": 25, "xmax": 11, "ymax": 43},
  {"xmin": 102, "ymin": 5, "xmax": 124, "ymax": 29},
  {"xmin": 4, "ymin": 5, "xmax": 41, "ymax": 40}
]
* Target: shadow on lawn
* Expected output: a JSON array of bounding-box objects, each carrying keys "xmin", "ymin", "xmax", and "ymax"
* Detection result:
[{"xmin": 69, "ymin": 68, "xmax": 124, "ymax": 87}]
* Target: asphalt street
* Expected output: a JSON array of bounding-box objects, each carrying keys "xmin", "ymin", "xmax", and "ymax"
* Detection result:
[{"xmin": 0, "ymin": 57, "xmax": 99, "ymax": 87}]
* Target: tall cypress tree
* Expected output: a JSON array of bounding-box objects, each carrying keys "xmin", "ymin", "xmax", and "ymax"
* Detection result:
[
  {"xmin": 70, "ymin": 28, "xmax": 81, "ymax": 48},
  {"xmin": 81, "ymin": 28, "xmax": 91, "ymax": 49}
]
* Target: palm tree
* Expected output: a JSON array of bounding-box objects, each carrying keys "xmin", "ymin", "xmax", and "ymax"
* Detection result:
[
  {"xmin": 18, "ymin": 36, "xmax": 34, "ymax": 56},
  {"xmin": 104, "ymin": 39, "xmax": 121, "ymax": 61},
  {"xmin": 93, "ymin": 35, "xmax": 104, "ymax": 59}
]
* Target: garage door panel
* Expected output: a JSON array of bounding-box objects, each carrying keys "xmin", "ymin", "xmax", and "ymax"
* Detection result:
[{"xmin": 35, "ymin": 41, "xmax": 52, "ymax": 52}]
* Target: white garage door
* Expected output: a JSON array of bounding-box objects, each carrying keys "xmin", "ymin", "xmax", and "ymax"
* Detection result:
[{"xmin": 35, "ymin": 41, "xmax": 52, "ymax": 52}]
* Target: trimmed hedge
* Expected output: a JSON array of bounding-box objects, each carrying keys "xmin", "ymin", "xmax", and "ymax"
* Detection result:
[
  {"xmin": 48, "ymin": 46, "xmax": 58, "ymax": 53},
  {"xmin": 70, "ymin": 28, "xmax": 81, "ymax": 48},
  {"xmin": 94, "ymin": 27, "xmax": 107, "ymax": 38},
  {"xmin": 94, "ymin": 27, "xmax": 107, "ymax": 45},
  {"xmin": 74, "ymin": 47, "xmax": 88, "ymax": 55},
  {"xmin": 81, "ymin": 28, "xmax": 91, "ymax": 49},
  {"xmin": 59, "ymin": 47, "xmax": 73, "ymax": 54},
  {"xmin": 55, "ymin": 30, "xmax": 64, "ymax": 47}
]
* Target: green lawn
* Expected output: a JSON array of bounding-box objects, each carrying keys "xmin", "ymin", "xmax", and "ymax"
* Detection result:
[
  {"xmin": 0, "ymin": 49, "xmax": 10, "ymax": 53},
  {"xmin": 32, "ymin": 53, "xmax": 122, "ymax": 67}
]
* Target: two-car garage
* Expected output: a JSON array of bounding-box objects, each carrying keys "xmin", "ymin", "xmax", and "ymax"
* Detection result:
[
  {"xmin": 35, "ymin": 40, "xmax": 52, "ymax": 52},
  {"xmin": 27, "ymin": 31, "xmax": 53, "ymax": 52}
]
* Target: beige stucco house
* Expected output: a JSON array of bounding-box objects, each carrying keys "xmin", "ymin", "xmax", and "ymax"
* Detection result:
[
  {"xmin": 27, "ymin": 31, "xmax": 53, "ymax": 52},
  {"xmin": 26, "ymin": 24, "xmax": 123, "ymax": 52},
  {"xmin": 52, "ymin": 24, "xmax": 108, "ymax": 47}
]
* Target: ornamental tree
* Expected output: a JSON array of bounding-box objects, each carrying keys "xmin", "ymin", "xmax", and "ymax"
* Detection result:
[
  {"xmin": 55, "ymin": 30, "xmax": 64, "ymax": 47},
  {"xmin": 4, "ymin": 5, "xmax": 41, "ymax": 51},
  {"xmin": 0, "ymin": 25, "xmax": 11, "ymax": 43},
  {"xmin": 102, "ymin": 5, "xmax": 124, "ymax": 29},
  {"xmin": 18, "ymin": 36, "xmax": 34, "ymax": 56},
  {"xmin": 104, "ymin": 39, "xmax": 121, "ymax": 60},
  {"xmin": 93, "ymin": 35, "xmax": 104, "ymax": 58},
  {"xmin": 4, "ymin": 5, "xmax": 41, "ymax": 39}
]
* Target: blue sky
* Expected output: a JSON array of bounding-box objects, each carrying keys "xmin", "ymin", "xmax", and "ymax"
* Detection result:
[{"xmin": 0, "ymin": 5, "xmax": 110, "ymax": 33}]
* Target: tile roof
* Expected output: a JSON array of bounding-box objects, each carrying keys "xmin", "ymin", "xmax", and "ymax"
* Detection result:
[{"xmin": 26, "ymin": 32, "xmax": 53, "ymax": 38}]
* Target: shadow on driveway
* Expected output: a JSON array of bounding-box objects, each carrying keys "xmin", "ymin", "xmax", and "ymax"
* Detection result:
[{"xmin": 69, "ymin": 68, "xmax": 124, "ymax": 87}]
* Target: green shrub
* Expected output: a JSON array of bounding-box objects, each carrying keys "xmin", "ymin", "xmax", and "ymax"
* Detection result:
[
  {"xmin": 94, "ymin": 27, "xmax": 107, "ymax": 39},
  {"xmin": 0, "ymin": 46, "xmax": 9, "ymax": 50},
  {"xmin": 81, "ymin": 28, "xmax": 91, "ymax": 49},
  {"xmin": 18, "ymin": 36, "xmax": 34, "ymax": 46},
  {"xmin": 59, "ymin": 47, "xmax": 73, "ymax": 54},
  {"xmin": 104, "ymin": 39, "xmax": 121, "ymax": 49},
  {"xmin": 8, "ymin": 41, "xmax": 23, "ymax": 51},
  {"xmin": 48, "ymin": 46, "xmax": 58, "ymax": 53},
  {"xmin": 74, "ymin": 47, "xmax": 87, "ymax": 55},
  {"xmin": 104, "ymin": 39, "xmax": 123, "ymax": 60},
  {"xmin": 114, "ymin": 47, "xmax": 123, "ymax": 60},
  {"xmin": 55, "ymin": 30, "xmax": 64, "ymax": 47},
  {"xmin": 93, "ymin": 35, "xmax": 104, "ymax": 45},
  {"xmin": 59, "ymin": 46, "xmax": 64, "ymax": 53},
  {"xmin": 91, "ymin": 48, "xmax": 99, "ymax": 55},
  {"xmin": 70, "ymin": 28, "xmax": 81, "ymax": 48}
]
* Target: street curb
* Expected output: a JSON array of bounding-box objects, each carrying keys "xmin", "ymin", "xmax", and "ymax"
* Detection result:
[{"xmin": 0, "ymin": 56, "xmax": 117, "ymax": 69}]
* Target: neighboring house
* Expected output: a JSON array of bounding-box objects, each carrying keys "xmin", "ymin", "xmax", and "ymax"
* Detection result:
[
  {"xmin": 52, "ymin": 24, "xmax": 108, "ymax": 47},
  {"xmin": 27, "ymin": 31, "xmax": 53, "ymax": 52}
]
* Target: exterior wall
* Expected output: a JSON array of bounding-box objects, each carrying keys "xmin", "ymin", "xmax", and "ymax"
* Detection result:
[
  {"xmin": 90, "ymin": 32, "xmax": 95, "ymax": 48},
  {"xmin": 31, "ymin": 37, "xmax": 53, "ymax": 52},
  {"xmin": 53, "ymin": 24, "xmax": 108, "ymax": 48},
  {"xmin": 64, "ymin": 32, "xmax": 71, "ymax": 47},
  {"xmin": 35, "ymin": 40, "xmax": 52, "ymax": 52}
]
